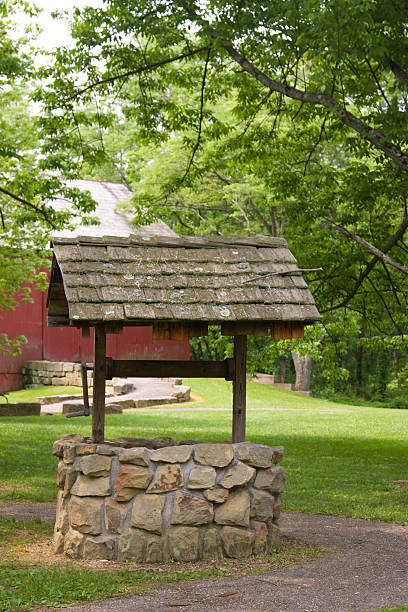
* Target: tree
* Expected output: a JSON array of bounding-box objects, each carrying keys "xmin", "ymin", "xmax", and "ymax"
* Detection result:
[
  {"xmin": 38, "ymin": 0, "xmax": 408, "ymax": 333},
  {"xmin": 0, "ymin": 2, "xmax": 97, "ymax": 353}
]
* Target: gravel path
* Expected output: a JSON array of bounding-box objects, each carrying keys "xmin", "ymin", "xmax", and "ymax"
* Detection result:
[{"xmin": 2, "ymin": 502, "xmax": 407, "ymax": 611}]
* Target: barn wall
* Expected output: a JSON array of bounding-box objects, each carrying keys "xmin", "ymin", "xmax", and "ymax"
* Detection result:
[{"xmin": 0, "ymin": 281, "xmax": 190, "ymax": 393}]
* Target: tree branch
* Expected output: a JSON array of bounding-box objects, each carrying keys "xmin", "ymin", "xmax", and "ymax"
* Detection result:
[
  {"xmin": 180, "ymin": 46, "xmax": 211, "ymax": 184},
  {"xmin": 329, "ymin": 222, "xmax": 408, "ymax": 275},
  {"xmin": 383, "ymin": 58, "xmax": 408, "ymax": 92},
  {"xmin": 0, "ymin": 186, "xmax": 56, "ymax": 228},
  {"xmin": 65, "ymin": 45, "xmax": 210, "ymax": 101},
  {"xmin": 218, "ymin": 40, "xmax": 408, "ymax": 174}
]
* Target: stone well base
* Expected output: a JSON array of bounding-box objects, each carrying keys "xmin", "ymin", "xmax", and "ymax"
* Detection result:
[{"xmin": 52, "ymin": 435, "xmax": 285, "ymax": 562}]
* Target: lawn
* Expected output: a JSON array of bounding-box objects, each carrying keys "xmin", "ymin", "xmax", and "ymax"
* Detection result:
[
  {"xmin": 1, "ymin": 386, "xmax": 81, "ymax": 403},
  {"xmin": 0, "ymin": 379, "xmax": 407, "ymax": 522}
]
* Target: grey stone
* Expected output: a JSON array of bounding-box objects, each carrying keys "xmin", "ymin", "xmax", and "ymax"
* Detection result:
[
  {"xmin": 168, "ymin": 526, "xmax": 199, "ymax": 561},
  {"xmin": 202, "ymin": 527, "xmax": 223, "ymax": 560},
  {"xmin": 268, "ymin": 523, "xmax": 280, "ymax": 551},
  {"xmin": 171, "ymin": 491, "xmax": 213, "ymax": 526},
  {"xmin": 131, "ymin": 494, "xmax": 165, "ymax": 533},
  {"xmin": 77, "ymin": 454, "xmax": 112, "ymax": 477},
  {"xmin": 96, "ymin": 444, "xmax": 116, "ymax": 456},
  {"xmin": 147, "ymin": 464, "xmax": 183, "ymax": 493},
  {"xmin": 53, "ymin": 530, "xmax": 65, "ymax": 554},
  {"xmin": 71, "ymin": 475, "xmax": 111, "ymax": 497},
  {"xmin": 235, "ymin": 442, "xmax": 274, "ymax": 468},
  {"xmin": 119, "ymin": 448, "xmax": 149, "ymax": 466},
  {"xmin": 194, "ymin": 443, "xmax": 234, "ymax": 467},
  {"xmin": 151, "ymin": 445, "xmax": 192, "ymax": 463},
  {"xmin": 214, "ymin": 489, "xmax": 250, "ymax": 527},
  {"xmin": 118, "ymin": 529, "xmax": 144, "ymax": 562},
  {"xmin": 83, "ymin": 535, "xmax": 116, "ymax": 560},
  {"xmin": 69, "ymin": 496, "xmax": 103, "ymax": 535},
  {"xmin": 254, "ymin": 466, "xmax": 286, "ymax": 493},
  {"xmin": 220, "ymin": 526, "xmax": 254, "ymax": 558},
  {"xmin": 219, "ymin": 462, "xmax": 256, "ymax": 489},
  {"xmin": 250, "ymin": 489, "xmax": 274, "ymax": 521},
  {"xmin": 187, "ymin": 466, "xmax": 216, "ymax": 489},
  {"xmin": 64, "ymin": 528, "xmax": 85, "ymax": 558},
  {"xmin": 145, "ymin": 533, "xmax": 163, "ymax": 562},
  {"xmin": 55, "ymin": 491, "xmax": 69, "ymax": 534}
]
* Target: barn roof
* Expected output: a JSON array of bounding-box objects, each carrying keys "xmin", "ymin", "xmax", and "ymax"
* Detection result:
[{"xmin": 47, "ymin": 234, "xmax": 320, "ymax": 327}]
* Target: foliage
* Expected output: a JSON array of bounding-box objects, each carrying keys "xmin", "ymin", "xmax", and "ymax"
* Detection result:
[{"xmin": 36, "ymin": 0, "xmax": 408, "ymax": 337}]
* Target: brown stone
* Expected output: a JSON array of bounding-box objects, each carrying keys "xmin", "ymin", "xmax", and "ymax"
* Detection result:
[
  {"xmin": 219, "ymin": 462, "xmax": 255, "ymax": 489},
  {"xmin": 55, "ymin": 491, "xmax": 69, "ymax": 534},
  {"xmin": 220, "ymin": 526, "xmax": 254, "ymax": 558},
  {"xmin": 131, "ymin": 494, "xmax": 165, "ymax": 533},
  {"xmin": 77, "ymin": 454, "xmax": 112, "ymax": 477},
  {"xmin": 114, "ymin": 487, "xmax": 141, "ymax": 503},
  {"xmin": 171, "ymin": 491, "xmax": 213, "ymax": 526},
  {"xmin": 202, "ymin": 527, "xmax": 223, "ymax": 560},
  {"xmin": 76, "ymin": 444, "xmax": 97, "ymax": 456},
  {"xmin": 235, "ymin": 442, "xmax": 274, "ymax": 468},
  {"xmin": 147, "ymin": 463, "xmax": 183, "ymax": 493},
  {"xmin": 63, "ymin": 467, "xmax": 77, "ymax": 497},
  {"xmin": 119, "ymin": 448, "xmax": 149, "ymax": 466},
  {"xmin": 273, "ymin": 495, "xmax": 281, "ymax": 520},
  {"xmin": 114, "ymin": 465, "xmax": 152, "ymax": 493},
  {"xmin": 56, "ymin": 460, "xmax": 65, "ymax": 488},
  {"xmin": 254, "ymin": 466, "xmax": 286, "ymax": 493},
  {"xmin": 118, "ymin": 529, "xmax": 144, "ymax": 562},
  {"xmin": 268, "ymin": 523, "xmax": 280, "ymax": 550},
  {"xmin": 194, "ymin": 443, "xmax": 234, "ymax": 467},
  {"xmin": 167, "ymin": 526, "xmax": 199, "ymax": 561},
  {"xmin": 53, "ymin": 530, "xmax": 65, "ymax": 554},
  {"xmin": 250, "ymin": 489, "xmax": 274, "ymax": 521},
  {"xmin": 71, "ymin": 475, "xmax": 111, "ymax": 497},
  {"xmin": 64, "ymin": 528, "xmax": 85, "ymax": 558},
  {"xmin": 151, "ymin": 445, "xmax": 192, "ymax": 463},
  {"xmin": 69, "ymin": 496, "xmax": 103, "ymax": 535},
  {"xmin": 63, "ymin": 445, "xmax": 78, "ymax": 464},
  {"xmin": 187, "ymin": 466, "xmax": 216, "ymax": 489},
  {"xmin": 214, "ymin": 489, "xmax": 250, "ymax": 527},
  {"xmin": 83, "ymin": 535, "xmax": 116, "ymax": 560},
  {"xmin": 203, "ymin": 488, "xmax": 229, "ymax": 504},
  {"xmin": 59, "ymin": 433, "xmax": 86, "ymax": 443},
  {"xmin": 105, "ymin": 499, "xmax": 128, "ymax": 533},
  {"xmin": 271, "ymin": 446, "xmax": 285, "ymax": 464},
  {"xmin": 252, "ymin": 521, "xmax": 268, "ymax": 555}
]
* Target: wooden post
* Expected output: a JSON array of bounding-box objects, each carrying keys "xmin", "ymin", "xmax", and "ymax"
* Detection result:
[
  {"xmin": 92, "ymin": 324, "xmax": 106, "ymax": 443},
  {"xmin": 232, "ymin": 334, "xmax": 247, "ymax": 443}
]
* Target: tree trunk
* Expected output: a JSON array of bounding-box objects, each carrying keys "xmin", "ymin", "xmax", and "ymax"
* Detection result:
[
  {"xmin": 291, "ymin": 352, "xmax": 312, "ymax": 392},
  {"xmin": 276, "ymin": 356, "xmax": 286, "ymax": 383}
]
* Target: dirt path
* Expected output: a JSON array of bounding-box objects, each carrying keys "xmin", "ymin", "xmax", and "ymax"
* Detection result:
[{"xmin": 2, "ymin": 503, "xmax": 407, "ymax": 611}]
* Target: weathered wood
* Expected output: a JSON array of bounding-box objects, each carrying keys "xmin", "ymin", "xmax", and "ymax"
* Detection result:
[
  {"xmin": 272, "ymin": 322, "xmax": 305, "ymax": 340},
  {"xmin": 92, "ymin": 324, "xmax": 106, "ymax": 444},
  {"xmin": 105, "ymin": 323, "xmax": 123, "ymax": 335},
  {"xmin": 221, "ymin": 321, "xmax": 269, "ymax": 337},
  {"xmin": 232, "ymin": 335, "xmax": 247, "ymax": 443},
  {"xmin": 81, "ymin": 326, "xmax": 91, "ymax": 338},
  {"xmin": 47, "ymin": 315, "xmax": 70, "ymax": 327},
  {"xmin": 111, "ymin": 358, "xmax": 235, "ymax": 380}
]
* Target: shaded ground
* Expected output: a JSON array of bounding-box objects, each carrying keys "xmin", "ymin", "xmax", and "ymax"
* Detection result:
[{"xmin": 1, "ymin": 502, "xmax": 407, "ymax": 612}]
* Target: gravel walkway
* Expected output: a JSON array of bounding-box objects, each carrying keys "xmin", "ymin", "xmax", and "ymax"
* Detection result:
[{"xmin": 2, "ymin": 502, "xmax": 407, "ymax": 611}]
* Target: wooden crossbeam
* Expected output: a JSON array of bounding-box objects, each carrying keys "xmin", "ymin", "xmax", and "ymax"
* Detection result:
[{"xmin": 107, "ymin": 358, "xmax": 234, "ymax": 380}]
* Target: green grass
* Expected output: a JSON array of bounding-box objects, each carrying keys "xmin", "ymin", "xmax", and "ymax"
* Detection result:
[
  {"xmin": 0, "ymin": 379, "xmax": 407, "ymax": 522},
  {"xmin": 0, "ymin": 519, "xmax": 323, "ymax": 611},
  {"xmin": 1, "ymin": 386, "xmax": 81, "ymax": 403}
]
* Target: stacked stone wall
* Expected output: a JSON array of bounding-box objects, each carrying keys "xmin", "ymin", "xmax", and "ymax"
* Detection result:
[
  {"xmin": 52, "ymin": 435, "xmax": 285, "ymax": 562},
  {"xmin": 23, "ymin": 361, "xmax": 91, "ymax": 388}
]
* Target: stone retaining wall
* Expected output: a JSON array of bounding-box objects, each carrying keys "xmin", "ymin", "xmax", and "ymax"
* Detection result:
[
  {"xmin": 23, "ymin": 361, "xmax": 92, "ymax": 388},
  {"xmin": 52, "ymin": 435, "xmax": 285, "ymax": 562},
  {"xmin": 0, "ymin": 402, "xmax": 41, "ymax": 417}
]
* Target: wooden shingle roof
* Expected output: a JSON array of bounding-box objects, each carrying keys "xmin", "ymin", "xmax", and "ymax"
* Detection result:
[{"xmin": 48, "ymin": 234, "xmax": 321, "ymax": 326}]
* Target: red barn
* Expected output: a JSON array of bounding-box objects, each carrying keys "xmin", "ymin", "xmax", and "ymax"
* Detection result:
[{"xmin": 0, "ymin": 180, "xmax": 189, "ymax": 392}]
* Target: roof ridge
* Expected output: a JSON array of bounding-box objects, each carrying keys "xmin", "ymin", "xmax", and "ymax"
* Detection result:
[{"xmin": 51, "ymin": 234, "xmax": 288, "ymax": 249}]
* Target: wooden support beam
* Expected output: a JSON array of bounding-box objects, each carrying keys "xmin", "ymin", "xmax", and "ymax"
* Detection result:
[
  {"xmin": 232, "ymin": 335, "xmax": 247, "ymax": 443},
  {"xmin": 221, "ymin": 322, "xmax": 269, "ymax": 336},
  {"xmin": 152, "ymin": 322, "xmax": 208, "ymax": 340},
  {"xmin": 109, "ymin": 358, "xmax": 234, "ymax": 380},
  {"xmin": 272, "ymin": 322, "xmax": 305, "ymax": 340},
  {"xmin": 92, "ymin": 324, "xmax": 106, "ymax": 444}
]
